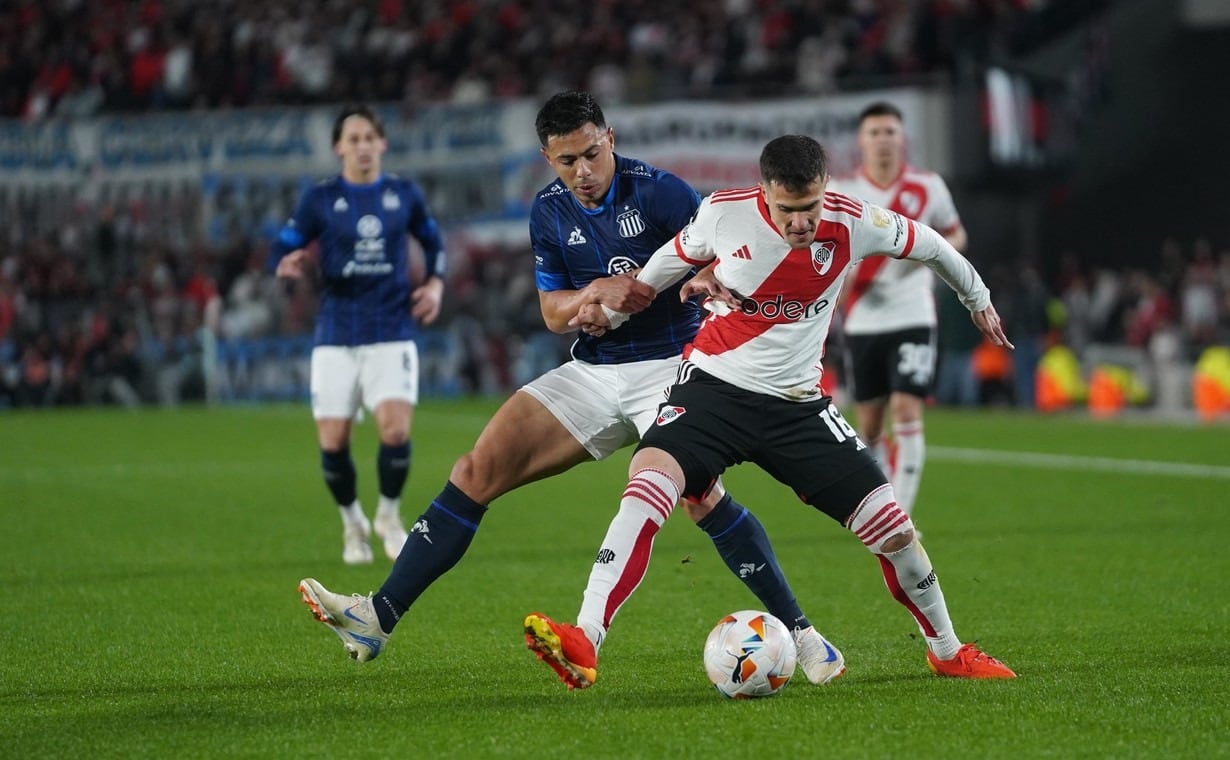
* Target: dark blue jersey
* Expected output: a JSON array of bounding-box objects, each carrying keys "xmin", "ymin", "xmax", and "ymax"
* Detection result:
[
  {"xmin": 531, "ymin": 154, "xmax": 701, "ymax": 364},
  {"xmin": 268, "ymin": 173, "xmax": 445, "ymax": 347}
]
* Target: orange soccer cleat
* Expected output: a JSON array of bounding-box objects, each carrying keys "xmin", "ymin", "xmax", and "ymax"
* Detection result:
[
  {"xmin": 927, "ymin": 642, "xmax": 1016, "ymax": 679},
  {"xmin": 524, "ymin": 612, "xmax": 598, "ymax": 690}
]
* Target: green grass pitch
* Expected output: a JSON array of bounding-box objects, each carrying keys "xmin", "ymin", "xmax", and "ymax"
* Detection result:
[{"xmin": 1, "ymin": 400, "xmax": 1227, "ymax": 758}]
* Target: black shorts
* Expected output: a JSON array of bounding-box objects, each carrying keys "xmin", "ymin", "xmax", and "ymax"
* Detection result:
[
  {"xmin": 637, "ymin": 365, "xmax": 888, "ymax": 525},
  {"xmin": 844, "ymin": 326, "xmax": 936, "ymax": 402}
]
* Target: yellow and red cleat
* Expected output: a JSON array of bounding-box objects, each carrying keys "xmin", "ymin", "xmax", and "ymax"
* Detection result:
[{"xmin": 524, "ymin": 612, "xmax": 598, "ymax": 690}]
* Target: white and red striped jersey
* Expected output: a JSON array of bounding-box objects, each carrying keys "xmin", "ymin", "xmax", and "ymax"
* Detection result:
[
  {"xmin": 827, "ymin": 166, "xmax": 962, "ymax": 334},
  {"xmin": 627, "ymin": 187, "xmax": 989, "ymax": 402}
]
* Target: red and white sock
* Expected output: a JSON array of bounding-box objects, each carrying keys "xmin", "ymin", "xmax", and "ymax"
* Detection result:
[
  {"xmin": 892, "ymin": 420, "xmax": 925, "ymax": 516},
  {"xmin": 577, "ymin": 468, "xmax": 678, "ymax": 651},
  {"xmin": 848, "ymin": 484, "xmax": 960, "ymax": 660}
]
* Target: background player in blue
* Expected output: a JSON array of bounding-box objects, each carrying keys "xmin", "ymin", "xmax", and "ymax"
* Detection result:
[
  {"xmin": 268, "ymin": 105, "xmax": 446, "ymax": 565},
  {"xmin": 297, "ymin": 92, "xmax": 843, "ymax": 690}
]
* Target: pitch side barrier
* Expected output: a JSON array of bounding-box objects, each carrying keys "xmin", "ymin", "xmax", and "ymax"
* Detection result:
[
  {"xmin": 203, "ymin": 331, "xmax": 463, "ymax": 404},
  {"xmin": 0, "ymin": 92, "xmax": 948, "ymax": 243}
]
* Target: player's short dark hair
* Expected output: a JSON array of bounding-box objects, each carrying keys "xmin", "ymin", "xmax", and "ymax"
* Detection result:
[
  {"xmin": 760, "ymin": 135, "xmax": 828, "ymax": 191},
  {"xmin": 535, "ymin": 91, "xmax": 606, "ymax": 146},
  {"xmin": 332, "ymin": 104, "xmax": 385, "ymax": 144},
  {"xmin": 857, "ymin": 101, "xmax": 903, "ymax": 125}
]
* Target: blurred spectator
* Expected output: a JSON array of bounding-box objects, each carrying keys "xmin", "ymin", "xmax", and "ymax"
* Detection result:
[
  {"xmin": 1000, "ymin": 262, "xmax": 1051, "ymax": 407},
  {"xmin": 219, "ymin": 248, "xmax": 281, "ymax": 338},
  {"xmin": 1181, "ymin": 238, "xmax": 1219, "ymax": 350},
  {"xmin": 16, "ymin": 333, "xmax": 56, "ymax": 406},
  {"xmin": 1124, "ymin": 271, "xmax": 1173, "ymax": 350}
]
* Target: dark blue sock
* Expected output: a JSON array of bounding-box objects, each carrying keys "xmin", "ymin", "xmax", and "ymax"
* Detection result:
[
  {"xmin": 320, "ymin": 448, "xmax": 357, "ymax": 506},
  {"xmin": 697, "ymin": 494, "xmax": 810, "ymax": 630},
  {"xmin": 374, "ymin": 481, "xmax": 488, "ymax": 632},
  {"xmin": 377, "ymin": 441, "xmax": 411, "ymax": 499}
]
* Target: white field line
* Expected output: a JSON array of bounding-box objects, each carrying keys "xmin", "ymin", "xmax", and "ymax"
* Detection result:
[
  {"xmin": 930, "ymin": 446, "xmax": 1230, "ymax": 480},
  {"xmin": 2, "ymin": 446, "xmax": 1226, "ymax": 481}
]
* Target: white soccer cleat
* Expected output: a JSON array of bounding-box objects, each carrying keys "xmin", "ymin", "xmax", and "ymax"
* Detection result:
[
  {"xmin": 342, "ymin": 514, "xmax": 373, "ymax": 565},
  {"xmin": 793, "ymin": 625, "xmax": 846, "ymax": 685},
  {"xmin": 372, "ymin": 509, "xmax": 409, "ymax": 561},
  {"xmin": 298, "ymin": 578, "xmax": 388, "ymax": 662}
]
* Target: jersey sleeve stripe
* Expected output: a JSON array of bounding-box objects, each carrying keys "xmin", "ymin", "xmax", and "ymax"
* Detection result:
[{"xmin": 899, "ymin": 219, "xmax": 917, "ymax": 258}]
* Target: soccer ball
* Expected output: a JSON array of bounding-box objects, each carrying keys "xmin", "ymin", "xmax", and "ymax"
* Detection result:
[{"xmin": 703, "ymin": 610, "xmax": 797, "ymax": 699}]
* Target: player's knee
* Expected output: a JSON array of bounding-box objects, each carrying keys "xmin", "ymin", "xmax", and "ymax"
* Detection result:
[
  {"xmin": 681, "ymin": 498, "xmax": 711, "ymax": 523},
  {"xmin": 889, "ymin": 393, "xmax": 924, "ymax": 422},
  {"xmin": 449, "ymin": 450, "xmax": 493, "ymax": 498},
  {"xmin": 880, "ymin": 527, "xmax": 915, "ymax": 554},
  {"xmin": 845, "ymin": 483, "xmax": 915, "ymax": 555},
  {"xmin": 379, "ymin": 427, "xmax": 409, "ymax": 446}
]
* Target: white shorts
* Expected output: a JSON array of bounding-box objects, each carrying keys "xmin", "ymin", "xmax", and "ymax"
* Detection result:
[
  {"xmin": 520, "ymin": 356, "xmax": 680, "ymax": 460},
  {"xmin": 310, "ymin": 341, "xmax": 419, "ymax": 419}
]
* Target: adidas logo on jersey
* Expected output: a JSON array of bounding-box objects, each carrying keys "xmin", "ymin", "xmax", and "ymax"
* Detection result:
[
  {"xmin": 567, "ymin": 226, "xmax": 587, "ymax": 245},
  {"xmin": 730, "ymin": 244, "xmax": 752, "ymax": 260},
  {"xmin": 333, "ymin": 197, "xmax": 349, "ymax": 212}
]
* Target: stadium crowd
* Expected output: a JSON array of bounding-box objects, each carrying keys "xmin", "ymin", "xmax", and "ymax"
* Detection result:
[{"xmin": 2, "ymin": 0, "xmax": 1100, "ymax": 118}]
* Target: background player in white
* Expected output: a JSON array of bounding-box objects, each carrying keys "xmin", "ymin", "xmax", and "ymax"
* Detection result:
[
  {"xmin": 828, "ymin": 101, "xmax": 968, "ymax": 519},
  {"xmin": 542, "ymin": 134, "xmax": 1016, "ymax": 680},
  {"xmin": 268, "ymin": 105, "xmax": 446, "ymax": 564},
  {"xmin": 297, "ymin": 93, "xmax": 840, "ymax": 690}
]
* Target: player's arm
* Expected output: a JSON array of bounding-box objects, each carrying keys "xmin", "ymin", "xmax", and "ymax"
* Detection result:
[
  {"xmin": 406, "ymin": 182, "xmax": 447, "ymax": 324},
  {"xmin": 576, "ymin": 212, "xmax": 715, "ymax": 333},
  {"xmin": 529, "ymin": 203, "xmax": 657, "ymax": 333},
  {"xmin": 863, "ymin": 205, "xmax": 1011, "ymax": 349},
  {"xmin": 904, "ymin": 225, "xmax": 1011, "ymax": 348},
  {"xmin": 268, "ymin": 190, "xmax": 322, "ymax": 278},
  {"xmin": 538, "ymin": 276, "xmax": 655, "ymax": 334}
]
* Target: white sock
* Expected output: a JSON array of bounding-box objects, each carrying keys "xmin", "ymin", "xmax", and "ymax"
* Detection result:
[
  {"xmin": 871, "ymin": 438, "xmax": 892, "ymax": 479},
  {"xmin": 376, "ymin": 495, "xmax": 400, "ymax": 519},
  {"xmin": 892, "ymin": 421, "xmax": 924, "ymax": 515},
  {"xmin": 876, "ymin": 540, "xmax": 959, "ymax": 659},
  {"xmin": 339, "ymin": 501, "xmax": 367, "ymax": 527},
  {"xmin": 576, "ymin": 469, "xmax": 678, "ymax": 647}
]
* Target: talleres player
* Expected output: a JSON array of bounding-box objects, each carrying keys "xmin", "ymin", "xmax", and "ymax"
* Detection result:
[
  {"xmin": 297, "ymin": 92, "xmax": 843, "ymax": 690},
  {"xmin": 537, "ymin": 134, "xmax": 1016, "ymax": 681},
  {"xmin": 269, "ymin": 105, "xmax": 445, "ymax": 565}
]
